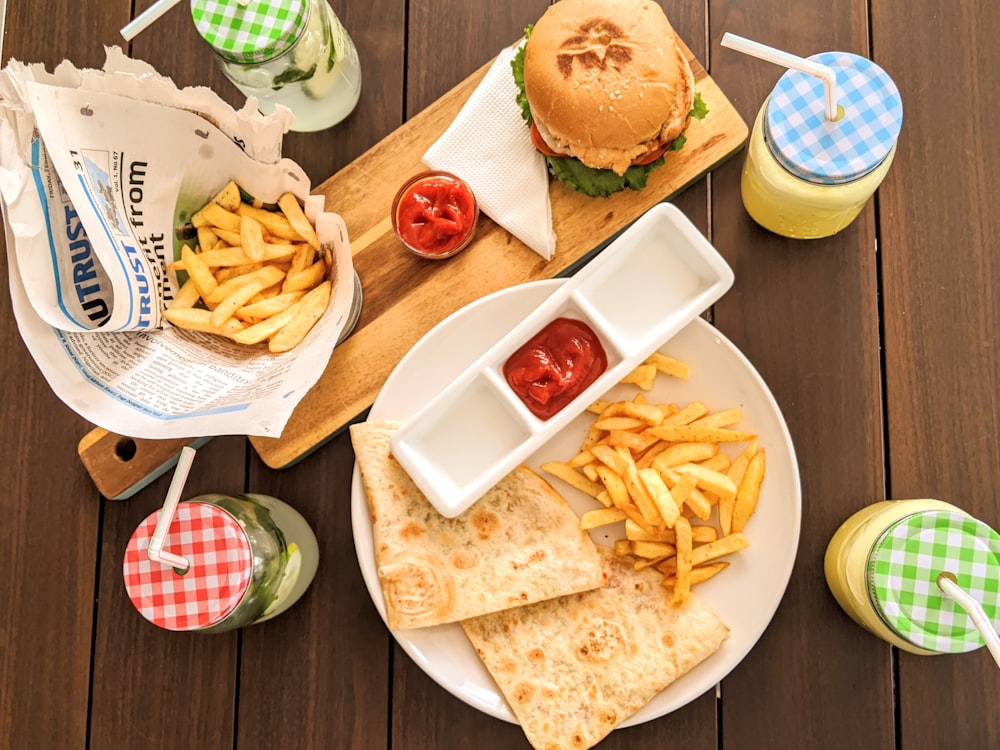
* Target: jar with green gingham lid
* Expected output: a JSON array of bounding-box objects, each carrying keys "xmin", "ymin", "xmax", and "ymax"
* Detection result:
[
  {"xmin": 825, "ymin": 499, "xmax": 1000, "ymax": 655},
  {"xmin": 191, "ymin": 0, "xmax": 361, "ymax": 132}
]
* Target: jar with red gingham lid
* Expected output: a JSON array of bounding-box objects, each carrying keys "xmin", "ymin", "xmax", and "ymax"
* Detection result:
[{"xmin": 123, "ymin": 493, "xmax": 319, "ymax": 633}]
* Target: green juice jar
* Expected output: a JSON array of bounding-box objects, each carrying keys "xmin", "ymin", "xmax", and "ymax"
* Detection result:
[
  {"xmin": 124, "ymin": 493, "xmax": 319, "ymax": 632},
  {"xmin": 191, "ymin": 0, "xmax": 362, "ymax": 132}
]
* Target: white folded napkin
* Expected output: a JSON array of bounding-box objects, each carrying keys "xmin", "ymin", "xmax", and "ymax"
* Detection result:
[{"xmin": 422, "ymin": 45, "xmax": 556, "ymax": 261}]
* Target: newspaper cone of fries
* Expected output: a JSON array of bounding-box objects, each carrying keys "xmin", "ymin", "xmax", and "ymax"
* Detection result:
[{"xmin": 0, "ymin": 47, "xmax": 359, "ymax": 439}]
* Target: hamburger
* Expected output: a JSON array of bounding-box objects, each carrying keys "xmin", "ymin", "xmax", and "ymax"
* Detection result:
[{"xmin": 512, "ymin": 0, "xmax": 707, "ymax": 197}]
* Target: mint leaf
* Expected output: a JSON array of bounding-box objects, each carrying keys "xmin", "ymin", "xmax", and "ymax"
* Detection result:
[{"xmin": 272, "ymin": 64, "xmax": 316, "ymax": 89}]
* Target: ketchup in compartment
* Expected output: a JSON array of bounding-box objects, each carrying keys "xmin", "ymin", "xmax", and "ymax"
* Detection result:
[
  {"xmin": 503, "ymin": 317, "xmax": 608, "ymax": 420},
  {"xmin": 391, "ymin": 171, "xmax": 478, "ymax": 259}
]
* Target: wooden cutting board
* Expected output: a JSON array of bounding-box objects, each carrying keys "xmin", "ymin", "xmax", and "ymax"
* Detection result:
[{"xmin": 78, "ymin": 39, "xmax": 748, "ymax": 499}]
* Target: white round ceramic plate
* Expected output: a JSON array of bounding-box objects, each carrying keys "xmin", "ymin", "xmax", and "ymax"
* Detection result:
[{"xmin": 351, "ymin": 279, "xmax": 801, "ymax": 726}]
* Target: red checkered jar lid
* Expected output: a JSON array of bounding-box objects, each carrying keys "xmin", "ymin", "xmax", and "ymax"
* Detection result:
[{"xmin": 123, "ymin": 501, "xmax": 253, "ymax": 631}]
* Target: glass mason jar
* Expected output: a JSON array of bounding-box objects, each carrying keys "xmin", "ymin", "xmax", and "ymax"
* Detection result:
[
  {"xmin": 191, "ymin": 0, "xmax": 362, "ymax": 132},
  {"xmin": 123, "ymin": 493, "xmax": 320, "ymax": 633},
  {"xmin": 740, "ymin": 52, "xmax": 903, "ymax": 239},
  {"xmin": 824, "ymin": 499, "xmax": 1000, "ymax": 655}
]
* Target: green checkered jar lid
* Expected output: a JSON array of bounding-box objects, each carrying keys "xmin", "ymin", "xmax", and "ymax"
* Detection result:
[
  {"xmin": 867, "ymin": 510, "xmax": 1000, "ymax": 653},
  {"xmin": 191, "ymin": 0, "xmax": 309, "ymax": 65}
]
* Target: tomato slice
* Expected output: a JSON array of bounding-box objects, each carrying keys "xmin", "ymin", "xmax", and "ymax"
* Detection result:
[
  {"xmin": 530, "ymin": 120, "xmax": 668, "ymax": 167},
  {"xmin": 529, "ymin": 122, "xmax": 564, "ymax": 158},
  {"xmin": 631, "ymin": 142, "xmax": 670, "ymax": 166}
]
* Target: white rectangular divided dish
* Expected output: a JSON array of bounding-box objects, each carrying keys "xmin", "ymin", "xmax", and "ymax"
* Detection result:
[{"xmin": 390, "ymin": 203, "xmax": 735, "ymax": 517}]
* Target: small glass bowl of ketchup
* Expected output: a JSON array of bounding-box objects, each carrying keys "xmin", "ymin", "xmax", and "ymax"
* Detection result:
[{"xmin": 391, "ymin": 171, "xmax": 479, "ymax": 259}]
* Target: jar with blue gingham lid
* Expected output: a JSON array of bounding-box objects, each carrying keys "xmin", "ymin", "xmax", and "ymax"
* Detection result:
[
  {"xmin": 825, "ymin": 499, "xmax": 1000, "ymax": 655},
  {"xmin": 191, "ymin": 0, "xmax": 361, "ymax": 132},
  {"xmin": 741, "ymin": 52, "xmax": 903, "ymax": 239}
]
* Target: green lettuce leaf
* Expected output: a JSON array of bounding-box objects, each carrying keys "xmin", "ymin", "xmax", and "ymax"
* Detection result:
[
  {"xmin": 545, "ymin": 154, "xmax": 666, "ymax": 198},
  {"xmin": 690, "ymin": 91, "xmax": 709, "ymax": 120},
  {"xmin": 511, "ymin": 26, "xmax": 534, "ymax": 125}
]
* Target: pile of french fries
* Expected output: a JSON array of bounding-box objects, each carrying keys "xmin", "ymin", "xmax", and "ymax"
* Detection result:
[
  {"xmin": 164, "ymin": 181, "xmax": 334, "ymax": 353},
  {"xmin": 541, "ymin": 353, "xmax": 766, "ymax": 605}
]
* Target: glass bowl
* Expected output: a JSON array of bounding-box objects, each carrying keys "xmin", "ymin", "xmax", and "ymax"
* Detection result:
[{"xmin": 391, "ymin": 170, "xmax": 479, "ymax": 259}]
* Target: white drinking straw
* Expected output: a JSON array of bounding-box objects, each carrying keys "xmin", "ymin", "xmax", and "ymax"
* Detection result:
[
  {"xmin": 937, "ymin": 572, "xmax": 1000, "ymax": 670},
  {"xmin": 146, "ymin": 446, "xmax": 197, "ymax": 572},
  {"xmin": 120, "ymin": 0, "xmax": 184, "ymax": 41},
  {"xmin": 121, "ymin": 0, "xmax": 253, "ymax": 41},
  {"xmin": 721, "ymin": 32, "xmax": 840, "ymax": 121}
]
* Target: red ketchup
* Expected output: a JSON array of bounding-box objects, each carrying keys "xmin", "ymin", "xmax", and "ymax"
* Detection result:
[
  {"xmin": 503, "ymin": 317, "xmax": 608, "ymax": 420},
  {"xmin": 392, "ymin": 171, "xmax": 478, "ymax": 258}
]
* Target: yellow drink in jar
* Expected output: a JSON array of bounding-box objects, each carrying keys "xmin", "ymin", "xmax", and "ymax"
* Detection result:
[
  {"xmin": 825, "ymin": 499, "xmax": 1000, "ymax": 655},
  {"xmin": 740, "ymin": 52, "xmax": 902, "ymax": 240}
]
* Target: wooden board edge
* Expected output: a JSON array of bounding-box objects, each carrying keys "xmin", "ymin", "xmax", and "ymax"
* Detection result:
[
  {"xmin": 77, "ymin": 429, "xmax": 212, "ymax": 500},
  {"xmin": 250, "ymin": 126, "xmax": 750, "ymax": 470},
  {"xmin": 76, "ymin": 38, "xmax": 749, "ymax": 486}
]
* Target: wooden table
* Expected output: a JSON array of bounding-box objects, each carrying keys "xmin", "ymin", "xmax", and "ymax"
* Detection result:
[{"xmin": 1, "ymin": 1, "xmax": 997, "ymax": 748}]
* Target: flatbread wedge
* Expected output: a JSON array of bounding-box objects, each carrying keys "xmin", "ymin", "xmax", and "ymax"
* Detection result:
[
  {"xmin": 350, "ymin": 420, "xmax": 605, "ymax": 630},
  {"xmin": 461, "ymin": 547, "xmax": 729, "ymax": 750}
]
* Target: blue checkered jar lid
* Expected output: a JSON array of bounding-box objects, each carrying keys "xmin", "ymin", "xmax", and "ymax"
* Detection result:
[
  {"xmin": 867, "ymin": 510, "xmax": 1000, "ymax": 653},
  {"xmin": 191, "ymin": 0, "xmax": 308, "ymax": 65},
  {"xmin": 764, "ymin": 52, "xmax": 903, "ymax": 185}
]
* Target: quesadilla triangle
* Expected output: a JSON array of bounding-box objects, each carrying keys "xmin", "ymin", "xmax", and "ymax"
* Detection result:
[
  {"xmin": 461, "ymin": 547, "xmax": 730, "ymax": 750},
  {"xmin": 350, "ymin": 420, "xmax": 605, "ymax": 630}
]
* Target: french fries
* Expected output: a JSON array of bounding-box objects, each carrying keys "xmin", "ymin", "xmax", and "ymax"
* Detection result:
[
  {"xmin": 541, "ymin": 352, "xmax": 767, "ymax": 603},
  {"xmin": 166, "ymin": 181, "xmax": 333, "ymax": 352},
  {"xmin": 673, "ymin": 517, "xmax": 693, "ymax": 605}
]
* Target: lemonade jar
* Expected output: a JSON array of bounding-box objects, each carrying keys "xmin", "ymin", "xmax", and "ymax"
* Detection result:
[
  {"xmin": 191, "ymin": 0, "xmax": 362, "ymax": 132},
  {"xmin": 735, "ymin": 45, "xmax": 903, "ymax": 239},
  {"xmin": 825, "ymin": 499, "xmax": 1000, "ymax": 655},
  {"xmin": 123, "ymin": 491, "xmax": 319, "ymax": 632}
]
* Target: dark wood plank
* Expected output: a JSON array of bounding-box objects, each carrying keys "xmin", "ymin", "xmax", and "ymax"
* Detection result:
[
  {"xmin": 89, "ymin": 436, "xmax": 248, "ymax": 749},
  {"xmin": 708, "ymin": 1, "xmax": 895, "ymax": 748},
  {"xmin": 127, "ymin": 0, "xmax": 235, "ymax": 97},
  {"xmin": 2, "ymin": 2, "xmax": 125, "ymax": 68},
  {"xmin": 0, "ymin": 3, "xmax": 132, "ymax": 749},
  {"xmin": 279, "ymin": 0, "xmax": 408, "ymax": 183},
  {"xmin": 594, "ymin": 693, "xmax": 719, "ymax": 750},
  {"xmin": 7, "ymin": 0, "xmax": 997, "ymax": 748},
  {"xmin": 229, "ymin": 1, "xmax": 406, "ymax": 747},
  {"xmin": 392, "ymin": 662, "xmax": 530, "ymax": 749},
  {"xmin": 0, "ymin": 292, "xmax": 101, "ymax": 748},
  {"xmin": 238, "ymin": 429, "xmax": 392, "ymax": 749},
  {"xmin": 875, "ymin": 0, "xmax": 1000, "ymax": 747}
]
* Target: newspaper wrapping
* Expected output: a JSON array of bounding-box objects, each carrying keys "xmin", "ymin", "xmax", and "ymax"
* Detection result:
[{"xmin": 0, "ymin": 47, "xmax": 358, "ymax": 439}]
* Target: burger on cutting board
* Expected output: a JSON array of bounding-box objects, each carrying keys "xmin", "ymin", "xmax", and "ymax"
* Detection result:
[{"xmin": 512, "ymin": 0, "xmax": 708, "ymax": 197}]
